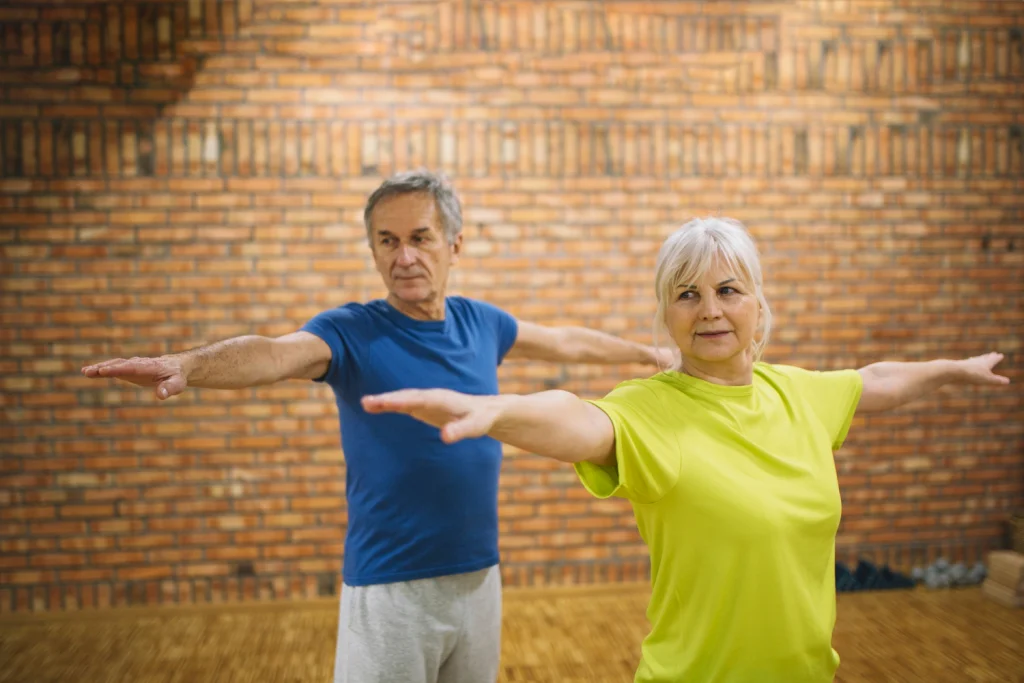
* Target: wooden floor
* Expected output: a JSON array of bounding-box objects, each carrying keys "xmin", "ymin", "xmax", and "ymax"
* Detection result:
[{"xmin": 1, "ymin": 584, "xmax": 1021, "ymax": 683}]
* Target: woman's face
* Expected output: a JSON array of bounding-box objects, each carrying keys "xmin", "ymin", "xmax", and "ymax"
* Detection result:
[{"xmin": 664, "ymin": 257, "xmax": 761, "ymax": 369}]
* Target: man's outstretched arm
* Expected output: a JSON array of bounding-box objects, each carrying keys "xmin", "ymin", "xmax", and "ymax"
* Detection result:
[
  {"xmin": 82, "ymin": 331, "xmax": 331, "ymax": 400},
  {"xmin": 505, "ymin": 320, "xmax": 671, "ymax": 367}
]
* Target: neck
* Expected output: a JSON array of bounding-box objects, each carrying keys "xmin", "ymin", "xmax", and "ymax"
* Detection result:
[
  {"xmin": 386, "ymin": 293, "xmax": 447, "ymax": 321},
  {"xmin": 677, "ymin": 355, "xmax": 754, "ymax": 386}
]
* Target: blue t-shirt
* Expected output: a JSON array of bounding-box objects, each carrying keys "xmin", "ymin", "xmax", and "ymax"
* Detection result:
[{"xmin": 301, "ymin": 296, "xmax": 519, "ymax": 586}]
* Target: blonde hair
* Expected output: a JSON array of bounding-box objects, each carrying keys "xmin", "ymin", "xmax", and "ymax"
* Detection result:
[{"xmin": 653, "ymin": 217, "xmax": 772, "ymax": 367}]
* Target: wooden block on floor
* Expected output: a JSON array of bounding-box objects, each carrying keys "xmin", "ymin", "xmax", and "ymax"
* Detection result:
[
  {"xmin": 987, "ymin": 569, "xmax": 1024, "ymax": 593},
  {"xmin": 988, "ymin": 550, "xmax": 1024, "ymax": 576},
  {"xmin": 981, "ymin": 578, "xmax": 1023, "ymax": 609},
  {"xmin": 987, "ymin": 551, "xmax": 1024, "ymax": 591}
]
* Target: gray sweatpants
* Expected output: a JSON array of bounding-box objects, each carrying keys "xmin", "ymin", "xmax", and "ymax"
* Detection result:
[{"xmin": 333, "ymin": 565, "xmax": 502, "ymax": 683}]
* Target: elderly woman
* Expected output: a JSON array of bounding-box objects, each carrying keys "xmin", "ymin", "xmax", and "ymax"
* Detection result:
[{"xmin": 362, "ymin": 217, "xmax": 1009, "ymax": 683}]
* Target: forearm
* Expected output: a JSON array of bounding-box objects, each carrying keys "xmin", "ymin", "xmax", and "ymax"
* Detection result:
[
  {"xmin": 857, "ymin": 359, "xmax": 962, "ymax": 412},
  {"xmin": 176, "ymin": 336, "xmax": 282, "ymax": 389},
  {"xmin": 559, "ymin": 327, "xmax": 657, "ymax": 365},
  {"xmin": 487, "ymin": 391, "xmax": 612, "ymax": 464}
]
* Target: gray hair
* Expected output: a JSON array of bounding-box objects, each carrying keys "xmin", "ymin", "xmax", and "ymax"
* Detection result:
[
  {"xmin": 363, "ymin": 169, "xmax": 463, "ymax": 245},
  {"xmin": 653, "ymin": 217, "xmax": 773, "ymax": 365}
]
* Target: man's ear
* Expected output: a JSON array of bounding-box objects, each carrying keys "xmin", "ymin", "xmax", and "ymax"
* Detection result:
[{"xmin": 450, "ymin": 233, "xmax": 463, "ymax": 262}]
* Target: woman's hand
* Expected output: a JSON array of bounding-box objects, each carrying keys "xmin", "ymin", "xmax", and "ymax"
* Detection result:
[
  {"xmin": 954, "ymin": 352, "xmax": 1010, "ymax": 386},
  {"xmin": 362, "ymin": 389, "xmax": 502, "ymax": 443}
]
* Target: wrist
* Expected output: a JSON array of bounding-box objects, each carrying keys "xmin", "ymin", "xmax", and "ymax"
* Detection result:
[
  {"xmin": 644, "ymin": 345, "xmax": 657, "ymax": 364},
  {"xmin": 918, "ymin": 358, "xmax": 963, "ymax": 386},
  {"xmin": 485, "ymin": 394, "xmax": 523, "ymax": 439},
  {"xmin": 489, "ymin": 393, "xmax": 520, "ymax": 420},
  {"xmin": 171, "ymin": 353, "xmax": 194, "ymax": 382},
  {"xmin": 939, "ymin": 358, "xmax": 967, "ymax": 382}
]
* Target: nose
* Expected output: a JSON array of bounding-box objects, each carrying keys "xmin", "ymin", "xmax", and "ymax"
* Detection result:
[
  {"xmin": 396, "ymin": 244, "xmax": 417, "ymax": 267},
  {"xmin": 698, "ymin": 294, "xmax": 723, "ymax": 320}
]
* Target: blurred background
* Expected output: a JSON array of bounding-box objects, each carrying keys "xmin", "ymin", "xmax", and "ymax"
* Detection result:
[{"xmin": 1, "ymin": 0, "xmax": 1022, "ymax": 681}]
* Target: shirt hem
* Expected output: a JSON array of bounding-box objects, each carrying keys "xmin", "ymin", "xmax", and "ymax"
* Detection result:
[{"xmin": 342, "ymin": 555, "xmax": 500, "ymax": 587}]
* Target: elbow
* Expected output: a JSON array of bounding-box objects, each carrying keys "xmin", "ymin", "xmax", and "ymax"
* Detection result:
[
  {"xmin": 857, "ymin": 378, "xmax": 902, "ymax": 414},
  {"xmin": 857, "ymin": 364, "xmax": 883, "ymax": 382},
  {"xmin": 267, "ymin": 336, "xmax": 299, "ymax": 383}
]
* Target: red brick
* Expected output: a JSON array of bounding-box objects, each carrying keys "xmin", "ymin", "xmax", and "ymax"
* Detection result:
[
  {"xmin": 205, "ymin": 545, "xmax": 261, "ymax": 561},
  {"xmin": 182, "ymin": 563, "xmax": 230, "ymax": 577},
  {"xmin": 175, "ymin": 500, "xmax": 230, "ymax": 515},
  {"xmin": 118, "ymin": 566, "xmax": 173, "ymax": 581},
  {"xmin": 113, "ymin": 502, "xmax": 172, "ymax": 518},
  {"xmin": 59, "ymin": 505, "xmax": 114, "ymax": 519},
  {"xmin": 91, "ymin": 552, "xmax": 146, "ymax": 566},
  {"xmin": 265, "ymin": 514, "xmax": 316, "ymax": 528},
  {"xmin": 119, "ymin": 535, "xmax": 175, "ymax": 550},
  {"xmin": 91, "ymin": 520, "xmax": 144, "ymax": 534},
  {"xmin": 151, "ymin": 548, "xmax": 203, "ymax": 563},
  {"xmin": 4, "ymin": 571, "xmax": 57, "ymax": 585}
]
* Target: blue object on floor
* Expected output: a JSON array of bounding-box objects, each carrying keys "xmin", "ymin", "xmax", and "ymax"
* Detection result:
[
  {"xmin": 836, "ymin": 562, "xmax": 860, "ymax": 592},
  {"xmin": 835, "ymin": 560, "xmax": 915, "ymax": 592}
]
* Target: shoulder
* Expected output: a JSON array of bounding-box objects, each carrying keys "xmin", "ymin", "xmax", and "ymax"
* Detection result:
[
  {"xmin": 754, "ymin": 361, "xmax": 825, "ymax": 387},
  {"xmin": 449, "ymin": 296, "xmax": 511, "ymax": 318},
  {"xmin": 754, "ymin": 361, "xmax": 862, "ymax": 397},
  {"xmin": 306, "ymin": 301, "xmax": 382, "ymax": 330},
  {"xmin": 448, "ymin": 297, "xmax": 517, "ymax": 332},
  {"xmin": 599, "ymin": 374, "xmax": 681, "ymax": 412},
  {"xmin": 754, "ymin": 361, "xmax": 801, "ymax": 379},
  {"xmin": 755, "ymin": 361, "xmax": 860, "ymax": 383}
]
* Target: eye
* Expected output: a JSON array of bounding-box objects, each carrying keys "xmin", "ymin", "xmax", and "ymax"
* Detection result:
[
  {"xmin": 719, "ymin": 286, "xmax": 738, "ymax": 296},
  {"xmin": 677, "ymin": 290, "xmax": 696, "ymax": 301}
]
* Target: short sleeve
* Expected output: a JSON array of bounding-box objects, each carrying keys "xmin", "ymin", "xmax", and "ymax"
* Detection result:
[
  {"xmin": 467, "ymin": 299, "xmax": 518, "ymax": 364},
  {"xmin": 573, "ymin": 380, "xmax": 681, "ymax": 505},
  {"xmin": 300, "ymin": 305, "xmax": 356, "ymax": 386},
  {"xmin": 777, "ymin": 366, "xmax": 863, "ymax": 450}
]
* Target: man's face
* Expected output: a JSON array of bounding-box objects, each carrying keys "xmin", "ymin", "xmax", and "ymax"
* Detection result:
[{"xmin": 368, "ymin": 192, "xmax": 461, "ymax": 305}]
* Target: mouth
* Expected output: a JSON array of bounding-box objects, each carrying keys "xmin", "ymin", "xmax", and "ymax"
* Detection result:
[{"xmin": 696, "ymin": 331, "xmax": 731, "ymax": 339}]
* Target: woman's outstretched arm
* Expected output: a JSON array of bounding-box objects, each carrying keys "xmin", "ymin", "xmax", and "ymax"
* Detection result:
[
  {"xmin": 362, "ymin": 389, "xmax": 616, "ymax": 467},
  {"xmin": 856, "ymin": 352, "xmax": 1009, "ymax": 414}
]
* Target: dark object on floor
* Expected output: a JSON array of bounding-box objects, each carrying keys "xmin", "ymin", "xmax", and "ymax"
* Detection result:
[{"xmin": 836, "ymin": 560, "xmax": 915, "ymax": 592}]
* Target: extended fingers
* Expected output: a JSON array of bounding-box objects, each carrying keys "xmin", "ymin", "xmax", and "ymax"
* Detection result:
[
  {"xmin": 82, "ymin": 357, "xmax": 158, "ymax": 377},
  {"xmin": 974, "ymin": 352, "xmax": 1007, "ymax": 378},
  {"xmin": 94, "ymin": 361, "xmax": 156, "ymax": 378},
  {"xmin": 969, "ymin": 352, "xmax": 1010, "ymax": 385},
  {"xmin": 986, "ymin": 352, "xmax": 1005, "ymax": 367},
  {"xmin": 82, "ymin": 358, "xmax": 127, "ymax": 376},
  {"xmin": 362, "ymin": 390, "xmax": 427, "ymax": 414}
]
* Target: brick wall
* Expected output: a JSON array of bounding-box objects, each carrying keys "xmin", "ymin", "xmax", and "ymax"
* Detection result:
[{"xmin": 1, "ymin": 0, "xmax": 1022, "ymax": 612}]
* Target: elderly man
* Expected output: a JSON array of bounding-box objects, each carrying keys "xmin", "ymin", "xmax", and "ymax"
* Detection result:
[{"xmin": 83, "ymin": 170, "xmax": 667, "ymax": 683}]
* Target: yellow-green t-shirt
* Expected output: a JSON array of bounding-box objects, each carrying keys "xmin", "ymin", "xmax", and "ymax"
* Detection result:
[{"xmin": 575, "ymin": 363, "xmax": 863, "ymax": 683}]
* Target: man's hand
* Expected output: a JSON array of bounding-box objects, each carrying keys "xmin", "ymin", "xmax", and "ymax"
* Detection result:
[
  {"xmin": 651, "ymin": 346, "xmax": 676, "ymax": 368},
  {"xmin": 82, "ymin": 356, "xmax": 188, "ymax": 400}
]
